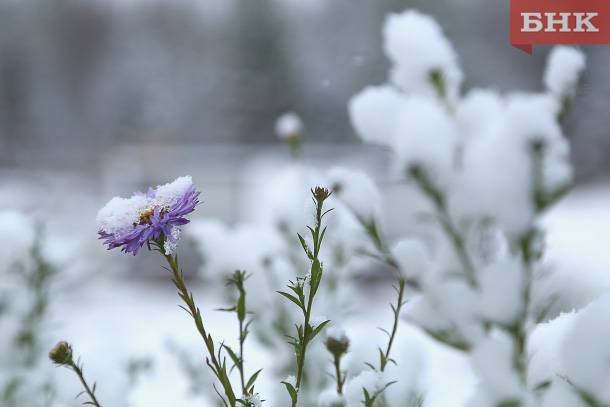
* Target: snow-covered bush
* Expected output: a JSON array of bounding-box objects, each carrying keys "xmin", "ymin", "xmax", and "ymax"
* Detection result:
[{"xmin": 347, "ymin": 8, "xmax": 589, "ymax": 407}]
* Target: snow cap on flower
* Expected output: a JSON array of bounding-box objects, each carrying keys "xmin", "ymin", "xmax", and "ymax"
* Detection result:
[
  {"xmin": 96, "ymin": 176, "xmax": 200, "ymax": 255},
  {"xmin": 348, "ymin": 85, "xmax": 405, "ymax": 146},
  {"xmin": 392, "ymin": 95, "xmax": 457, "ymax": 187},
  {"xmin": 505, "ymin": 92, "xmax": 572, "ymax": 192},
  {"xmin": 275, "ymin": 112, "xmax": 304, "ymax": 141},
  {"xmin": 383, "ymin": 9, "xmax": 462, "ymax": 102},
  {"xmin": 328, "ymin": 167, "xmax": 381, "ymax": 222},
  {"xmin": 449, "ymin": 93, "xmax": 569, "ymax": 238},
  {"xmin": 391, "ymin": 238, "xmax": 430, "ymax": 281},
  {"xmin": 456, "ymin": 88, "xmax": 505, "ymax": 143},
  {"xmin": 544, "ymin": 46, "xmax": 586, "ymax": 98}
]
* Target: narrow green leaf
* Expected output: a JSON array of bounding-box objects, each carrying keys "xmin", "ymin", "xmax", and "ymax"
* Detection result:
[
  {"xmin": 222, "ymin": 345, "xmax": 241, "ymax": 370},
  {"xmin": 246, "ymin": 368, "xmax": 263, "ymax": 391},
  {"xmin": 277, "ymin": 291, "xmax": 303, "ymax": 310},
  {"xmin": 281, "ymin": 381, "xmax": 298, "ymax": 406},
  {"xmin": 310, "ymin": 320, "xmax": 330, "ymax": 341}
]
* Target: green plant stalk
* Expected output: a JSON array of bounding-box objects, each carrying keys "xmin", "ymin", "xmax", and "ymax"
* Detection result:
[
  {"xmin": 332, "ymin": 353, "xmax": 344, "ymax": 395},
  {"xmin": 296, "ymin": 284, "xmax": 314, "ymax": 392},
  {"xmin": 409, "ymin": 167, "xmax": 478, "ymax": 288},
  {"xmin": 279, "ymin": 187, "xmax": 332, "ymax": 407},
  {"xmin": 238, "ymin": 315, "xmax": 246, "ymax": 395},
  {"xmin": 511, "ymin": 145, "xmax": 546, "ymax": 384},
  {"xmin": 380, "ymin": 278, "xmax": 406, "ymax": 372},
  {"xmin": 16, "ymin": 230, "xmax": 55, "ymax": 367},
  {"xmin": 157, "ymin": 244, "xmax": 237, "ymax": 407},
  {"xmin": 295, "ymin": 198, "xmax": 325, "ymax": 392},
  {"xmin": 232, "ymin": 271, "xmax": 248, "ymax": 396},
  {"xmin": 69, "ymin": 361, "xmax": 102, "ymax": 407}
]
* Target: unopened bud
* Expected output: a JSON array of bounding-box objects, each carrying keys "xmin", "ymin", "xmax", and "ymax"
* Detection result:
[
  {"xmin": 312, "ymin": 186, "xmax": 331, "ymax": 203},
  {"xmin": 325, "ymin": 328, "xmax": 349, "ymax": 357},
  {"xmin": 49, "ymin": 341, "xmax": 73, "ymax": 365}
]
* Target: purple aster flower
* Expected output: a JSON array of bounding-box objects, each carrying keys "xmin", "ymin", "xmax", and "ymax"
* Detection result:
[{"xmin": 97, "ymin": 176, "xmax": 200, "ymax": 255}]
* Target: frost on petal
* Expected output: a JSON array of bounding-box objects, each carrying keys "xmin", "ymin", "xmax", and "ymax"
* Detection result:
[
  {"xmin": 383, "ymin": 9, "xmax": 462, "ymax": 102},
  {"xmin": 544, "ymin": 46, "xmax": 586, "ymax": 98},
  {"xmin": 327, "ymin": 166, "xmax": 381, "ymax": 222},
  {"xmin": 275, "ymin": 112, "xmax": 303, "ymax": 141},
  {"xmin": 392, "ymin": 96, "xmax": 457, "ymax": 188},
  {"xmin": 152, "ymin": 175, "xmax": 194, "ymax": 207},
  {"xmin": 348, "ymin": 85, "xmax": 405, "ymax": 146}
]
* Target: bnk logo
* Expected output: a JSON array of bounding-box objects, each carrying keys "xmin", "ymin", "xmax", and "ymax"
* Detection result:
[
  {"xmin": 521, "ymin": 12, "xmax": 599, "ymax": 33},
  {"xmin": 510, "ymin": 0, "xmax": 610, "ymax": 54}
]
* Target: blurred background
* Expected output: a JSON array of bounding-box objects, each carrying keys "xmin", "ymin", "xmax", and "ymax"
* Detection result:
[
  {"xmin": 1, "ymin": 0, "xmax": 609, "ymax": 176},
  {"xmin": 1, "ymin": 0, "xmax": 609, "ymax": 406}
]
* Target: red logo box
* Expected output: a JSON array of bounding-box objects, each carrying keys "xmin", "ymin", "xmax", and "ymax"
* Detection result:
[{"xmin": 510, "ymin": 0, "xmax": 610, "ymax": 53}]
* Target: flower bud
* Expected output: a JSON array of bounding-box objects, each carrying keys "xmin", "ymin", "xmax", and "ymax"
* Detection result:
[
  {"xmin": 325, "ymin": 327, "xmax": 349, "ymax": 357},
  {"xmin": 312, "ymin": 186, "xmax": 331, "ymax": 203},
  {"xmin": 49, "ymin": 341, "xmax": 73, "ymax": 365}
]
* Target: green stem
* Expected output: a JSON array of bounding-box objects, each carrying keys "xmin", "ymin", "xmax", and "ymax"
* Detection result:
[
  {"xmin": 70, "ymin": 362, "xmax": 101, "ymax": 407},
  {"xmin": 293, "ymin": 188, "xmax": 330, "ymax": 405},
  {"xmin": 239, "ymin": 315, "xmax": 246, "ymax": 395},
  {"xmin": 361, "ymin": 218, "xmax": 420, "ymax": 291},
  {"xmin": 410, "ymin": 167, "xmax": 478, "ymax": 288},
  {"xmin": 380, "ymin": 278, "xmax": 406, "ymax": 372},
  {"xmin": 333, "ymin": 353, "xmax": 344, "ymax": 395},
  {"xmin": 296, "ymin": 287, "xmax": 314, "ymax": 392},
  {"xmin": 159, "ymin": 248, "xmax": 237, "ymax": 407}
]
